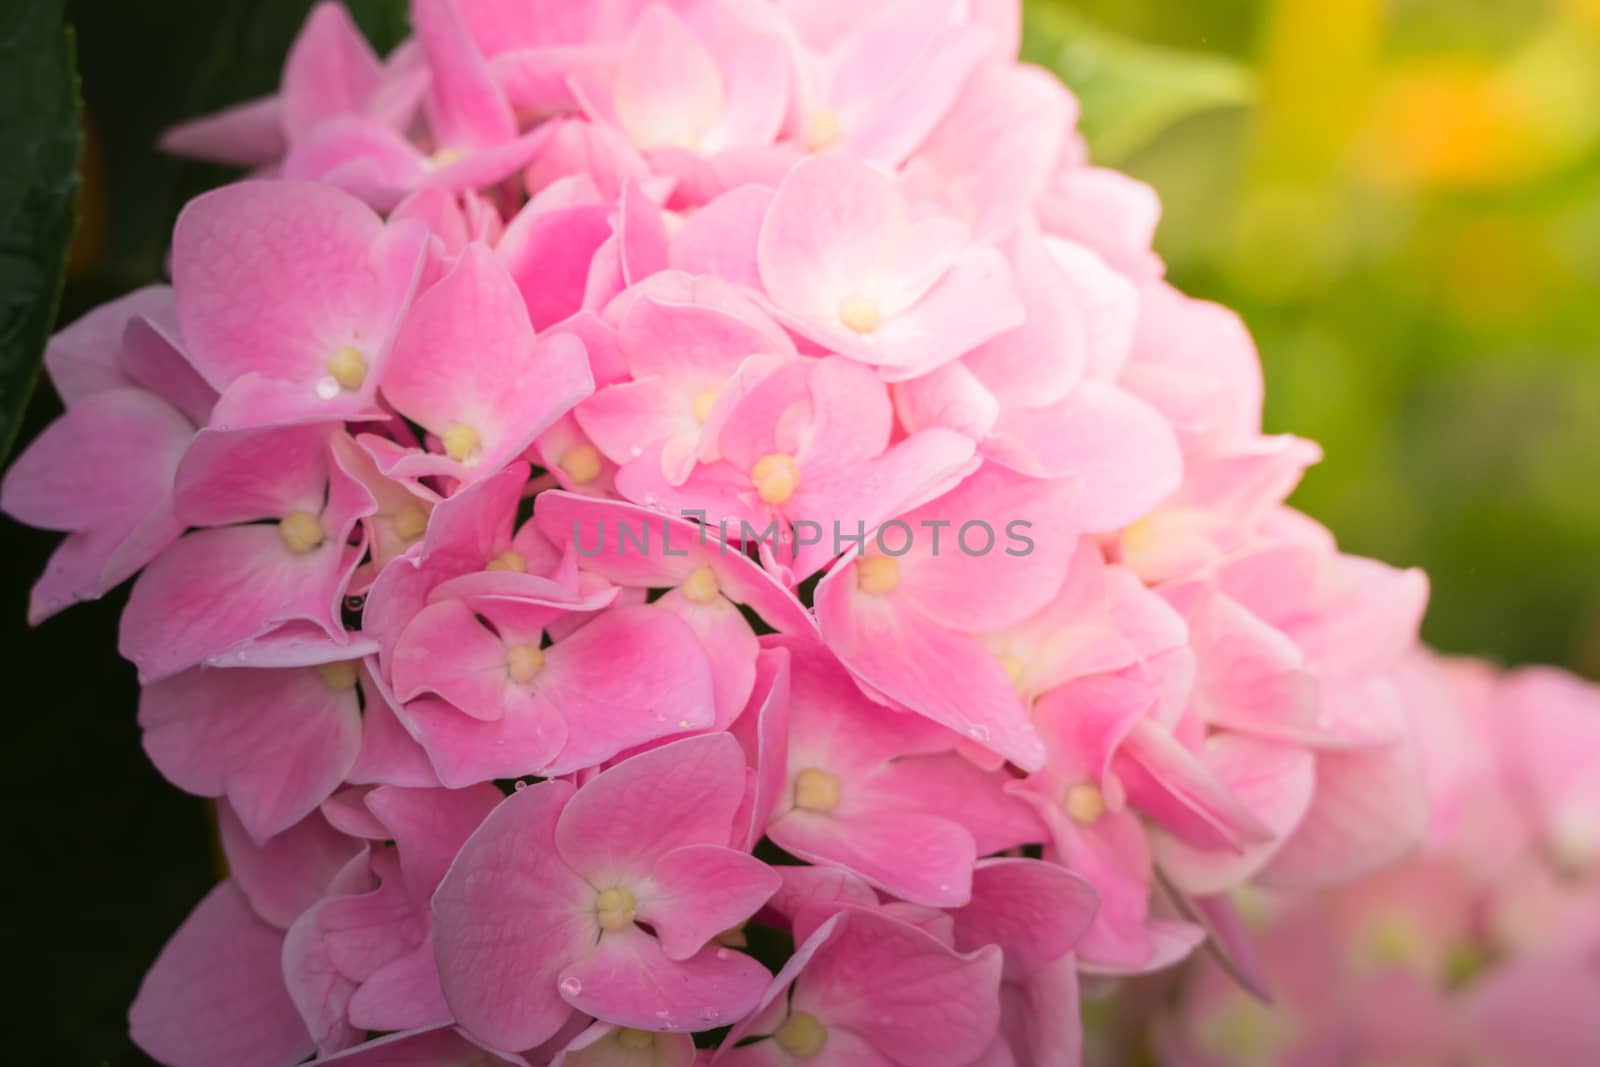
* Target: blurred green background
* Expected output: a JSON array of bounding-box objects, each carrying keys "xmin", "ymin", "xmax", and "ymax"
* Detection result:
[
  {"xmin": 1027, "ymin": 0, "xmax": 1600, "ymax": 679},
  {"xmin": 3, "ymin": 1, "xmax": 1597, "ymax": 1063}
]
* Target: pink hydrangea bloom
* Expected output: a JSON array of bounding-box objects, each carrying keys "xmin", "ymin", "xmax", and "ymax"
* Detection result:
[
  {"xmin": 1157, "ymin": 656, "xmax": 1600, "ymax": 1067},
  {"xmin": 1, "ymin": 1, "xmax": 1538, "ymax": 1063}
]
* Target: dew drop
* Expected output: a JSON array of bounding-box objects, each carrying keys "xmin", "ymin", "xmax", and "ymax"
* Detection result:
[
  {"xmin": 714, "ymin": 947, "xmax": 733, "ymax": 961},
  {"xmin": 559, "ymin": 977, "xmax": 583, "ymax": 997},
  {"xmin": 513, "ymin": 780, "xmax": 528, "ymax": 791},
  {"xmin": 967, "ymin": 724, "xmax": 991, "ymax": 743},
  {"xmin": 314, "ymin": 376, "xmax": 341, "ymax": 400}
]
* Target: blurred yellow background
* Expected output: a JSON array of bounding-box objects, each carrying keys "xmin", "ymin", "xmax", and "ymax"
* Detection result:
[{"xmin": 1026, "ymin": 0, "xmax": 1600, "ymax": 677}]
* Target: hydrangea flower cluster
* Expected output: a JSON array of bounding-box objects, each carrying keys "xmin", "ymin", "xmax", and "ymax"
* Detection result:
[
  {"xmin": 2, "ymin": 2, "xmax": 1444, "ymax": 1064},
  {"xmin": 1157, "ymin": 660, "xmax": 1600, "ymax": 1067}
]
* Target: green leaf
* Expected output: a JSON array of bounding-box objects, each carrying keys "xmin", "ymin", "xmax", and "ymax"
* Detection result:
[
  {"xmin": 0, "ymin": 0, "xmax": 81, "ymax": 463},
  {"xmin": 1021, "ymin": 3, "xmax": 1253, "ymax": 165}
]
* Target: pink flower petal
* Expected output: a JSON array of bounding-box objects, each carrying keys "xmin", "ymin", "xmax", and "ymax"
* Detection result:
[
  {"xmin": 130, "ymin": 881, "xmax": 313, "ymax": 1067},
  {"xmin": 432, "ymin": 780, "xmax": 594, "ymax": 1051}
]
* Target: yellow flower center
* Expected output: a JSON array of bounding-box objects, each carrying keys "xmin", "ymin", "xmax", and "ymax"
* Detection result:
[
  {"xmin": 1064, "ymin": 782, "xmax": 1106, "ymax": 825},
  {"xmin": 794, "ymin": 768, "xmax": 841, "ymax": 813},
  {"xmin": 595, "ymin": 887, "xmax": 637, "ymax": 932},
  {"xmin": 315, "ymin": 660, "xmax": 359, "ymax": 690},
  {"xmin": 325, "ymin": 346, "xmax": 367, "ymax": 391},
  {"xmin": 805, "ymin": 110, "xmax": 843, "ymax": 153},
  {"xmin": 681, "ymin": 565, "xmax": 720, "ymax": 603},
  {"xmin": 442, "ymin": 424, "xmax": 481, "ymax": 463},
  {"xmin": 391, "ymin": 503, "xmax": 428, "ymax": 542},
  {"xmin": 485, "ymin": 550, "xmax": 526, "ymax": 573},
  {"xmin": 775, "ymin": 1012, "xmax": 828, "ymax": 1058},
  {"xmin": 997, "ymin": 653, "xmax": 1026, "ymax": 691},
  {"xmin": 616, "ymin": 1028, "xmax": 654, "ymax": 1051},
  {"xmin": 505, "ymin": 645, "xmax": 545, "ymax": 684},
  {"xmin": 751, "ymin": 452, "xmax": 799, "ymax": 505},
  {"xmin": 278, "ymin": 511, "xmax": 325, "ymax": 553},
  {"xmin": 855, "ymin": 555, "xmax": 900, "ymax": 595},
  {"xmin": 838, "ymin": 294, "xmax": 880, "ymax": 334},
  {"xmin": 559, "ymin": 444, "xmax": 603, "ymax": 485}
]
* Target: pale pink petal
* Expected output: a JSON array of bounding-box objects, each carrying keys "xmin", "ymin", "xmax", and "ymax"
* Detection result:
[
  {"xmin": 381, "ymin": 244, "xmax": 595, "ymax": 479},
  {"xmin": 555, "ymin": 733, "xmax": 748, "ymax": 884},
  {"xmin": 1258, "ymin": 737, "xmax": 1429, "ymax": 888},
  {"xmin": 139, "ymin": 664, "xmax": 361, "ymax": 840},
  {"xmin": 815, "ymin": 563, "xmax": 1043, "ymax": 771},
  {"xmin": 952, "ymin": 858, "xmax": 1099, "ymax": 979},
  {"xmin": 172, "ymin": 422, "xmax": 333, "ymax": 525},
  {"xmin": 1153, "ymin": 735, "xmax": 1316, "ymax": 896},
  {"xmin": 119, "ymin": 525, "xmax": 357, "ymax": 682},
  {"xmin": 769, "ymin": 808, "xmax": 976, "ymax": 908},
  {"xmin": 526, "ymin": 604, "xmax": 716, "ymax": 774},
  {"xmin": 365, "ymin": 782, "xmax": 502, "ymax": 901},
  {"xmin": 316, "ymin": 1025, "xmax": 531, "ymax": 1065},
  {"xmin": 612, "ymin": 5, "xmax": 724, "ymax": 150},
  {"xmin": 129, "ymin": 881, "xmax": 313, "ymax": 1067},
  {"xmin": 398, "ymin": 692, "xmax": 569, "ymax": 788},
  {"xmin": 790, "ymin": 906, "xmax": 1004, "ymax": 1066},
  {"xmin": 987, "ymin": 382, "xmax": 1182, "ymax": 532},
  {"xmin": 160, "ymin": 96, "xmax": 286, "ymax": 167},
  {"xmin": 172, "ymin": 181, "xmax": 402, "ymax": 405},
  {"xmin": 414, "ymin": 0, "xmax": 517, "ymax": 151},
  {"xmin": 671, "ymin": 184, "xmax": 771, "ymax": 289},
  {"xmin": 638, "ymin": 843, "xmax": 780, "ymax": 959},
  {"xmin": 217, "ymin": 803, "xmax": 362, "ymax": 928},
  {"xmin": 432, "ymin": 780, "xmax": 594, "ymax": 1051},
  {"xmin": 1459, "ymin": 957, "xmax": 1600, "ymax": 1067},
  {"xmin": 281, "ymin": 1, "xmax": 384, "ymax": 137},
  {"xmin": 557, "ymin": 925, "xmax": 770, "ymax": 1032}
]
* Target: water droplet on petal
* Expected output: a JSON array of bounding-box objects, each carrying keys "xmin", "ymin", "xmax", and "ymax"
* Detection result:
[
  {"xmin": 967, "ymin": 724, "xmax": 991, "ymax": 743},
  {"xmin": 559, "ymin": 977, "xmax": 583, "ymax": 997},
  {"xmin": 715, "ymin": 948, "xmax": 733, "ymax": 960},
  {"xmin": 315, "ymin": 376, "xmax": 341, "ymax": 400},
  {"xmin": 513, "ymin": 780, "xmax": 528, "ymax": 791}
]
